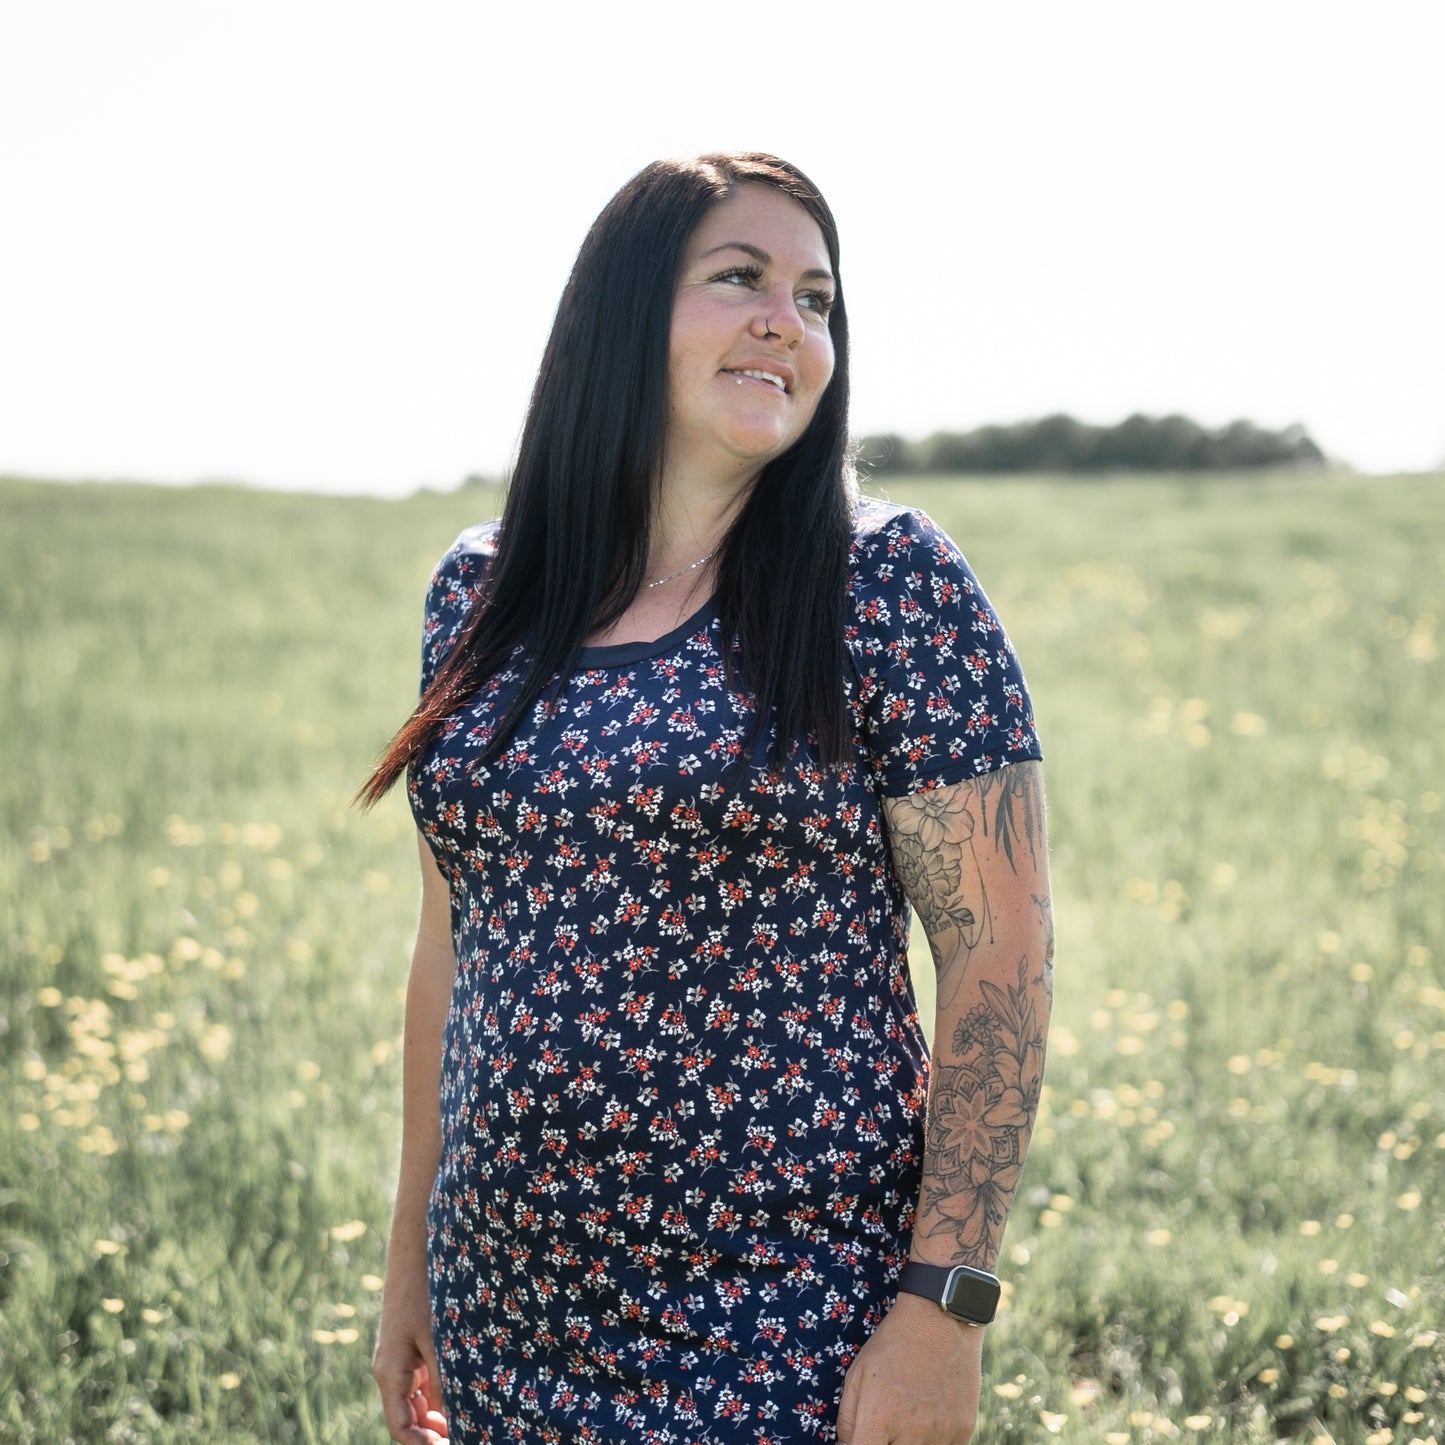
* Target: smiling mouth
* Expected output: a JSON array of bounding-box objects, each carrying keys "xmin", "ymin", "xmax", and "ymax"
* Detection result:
[{"xmin": 726, "ymin": 369, "xmax": 788, "ymax": 393}]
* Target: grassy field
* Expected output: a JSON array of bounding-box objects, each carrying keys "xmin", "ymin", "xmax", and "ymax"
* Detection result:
[{"xmin": 1, "ymin": 470, "xmax": 1441, "ymax": 1444}]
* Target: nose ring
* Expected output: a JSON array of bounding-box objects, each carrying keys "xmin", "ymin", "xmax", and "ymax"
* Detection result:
[{"xmin": 763, "ymin": 316, "xmax": 778, "ymax": 338}]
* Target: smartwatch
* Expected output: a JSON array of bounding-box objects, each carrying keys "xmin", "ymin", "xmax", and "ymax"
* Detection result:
[{"xmin": 896, "ymin": 1261, "xmax": 1001, "ymax": 1326}]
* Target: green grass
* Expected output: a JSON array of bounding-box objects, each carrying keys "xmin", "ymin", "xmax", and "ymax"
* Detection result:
[{"xmin": 1, "ymin": 470, "xmax": 1441, "ymax": 1443}]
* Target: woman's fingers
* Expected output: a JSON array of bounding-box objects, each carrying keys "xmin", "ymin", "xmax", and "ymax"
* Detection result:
[
  {"xmin": 376, "ymin": 1357, "xmax": 448, "ymax": 1443},
  {"xmin": 408, "ymin": 1383, "xmax": 450, "ymax": 1441}
]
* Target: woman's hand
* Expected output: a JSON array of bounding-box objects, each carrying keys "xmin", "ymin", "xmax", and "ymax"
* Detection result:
[
  {"xmin": 835, "ymin": 1294, "xmax": 983, "ymax": 1444},
  {"xmin": 373, "ymin": 1275, "xmax": 449, "ymax": 1443}
]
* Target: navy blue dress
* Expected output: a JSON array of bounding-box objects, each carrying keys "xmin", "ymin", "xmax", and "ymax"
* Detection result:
[{"xmin": 407, "ymin": 499, "xmax": 1041, "ymax": 1443}]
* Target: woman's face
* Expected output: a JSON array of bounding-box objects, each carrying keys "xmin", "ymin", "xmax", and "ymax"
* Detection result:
[{"xmin": 664, "ymin": 183, "xmax": 836, "ymax": 486}]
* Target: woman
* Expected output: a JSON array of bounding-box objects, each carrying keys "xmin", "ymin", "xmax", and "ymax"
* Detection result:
[{"xmin": 363, "ymin": 152, "xmax": 1053, "ymax": 1445}]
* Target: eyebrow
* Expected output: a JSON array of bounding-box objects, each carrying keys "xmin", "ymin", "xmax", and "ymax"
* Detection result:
[{"xmin": 699, "ymin": 241, "xmax": 834, "ymax": 285}]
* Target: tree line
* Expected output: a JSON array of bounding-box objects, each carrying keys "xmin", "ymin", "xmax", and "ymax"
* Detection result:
[{"xmin": 857, "ymin": 414, "xmax": 1326, "ymax": 476}]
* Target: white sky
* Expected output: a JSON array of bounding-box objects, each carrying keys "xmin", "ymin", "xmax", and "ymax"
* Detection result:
[{"xmin": 2, "ymin": 1, "xmax": 1442, "ymax": 495}]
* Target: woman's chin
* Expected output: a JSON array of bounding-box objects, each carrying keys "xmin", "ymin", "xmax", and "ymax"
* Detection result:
[
  {"xmin": 664, "ymin": 414, "xmax": 806, "ymax": 484},
  {"xmin": 722, "ymin": 419, "xmax": 803, "ymax": 468}
]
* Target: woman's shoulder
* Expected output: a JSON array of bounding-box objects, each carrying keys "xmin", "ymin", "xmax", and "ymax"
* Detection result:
[
  {"xmin": 848, "ymin": 495, "xmax": 970, "ymax": 581},
  {"xmin": 423, "ymin": 518, "xmax": 501, "ymax": 624},
  {"xmin": 845, "ymin": 493, "xmax": 1013, "ymax": 659},
  {"xmin": 428, "ymin": 518, "xmax": 501, "ymax": 590},
  {"xmin": 418, "ymin": 520, "xmax": 501, "ymax": 687},
  {"xmin": 845, "ymin": 497, "xmax": 1041, "ymax": 781},
  {"xmin": 441, "ymin": 517, "xmax": 502, "ymax": 566}
]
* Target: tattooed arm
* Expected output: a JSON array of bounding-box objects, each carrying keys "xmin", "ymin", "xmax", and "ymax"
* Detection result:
[
  {"xmin": 836, "ymin": 760, "xmax": 1053, "ymax": 1445},
  {"xmin": 891, "ymin": 760, "xmax": 1053, "ymax": 1264}
]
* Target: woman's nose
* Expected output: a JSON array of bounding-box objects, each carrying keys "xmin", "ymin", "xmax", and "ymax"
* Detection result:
[{"xmin": 749, "ymin": 290, "xmax": 804, "ymax": 345}]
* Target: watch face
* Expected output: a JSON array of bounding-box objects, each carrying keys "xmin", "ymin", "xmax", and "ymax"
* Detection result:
[{"xmin": 943, "ymin": 1266, "xmax": 1000, "ymax": 1324}]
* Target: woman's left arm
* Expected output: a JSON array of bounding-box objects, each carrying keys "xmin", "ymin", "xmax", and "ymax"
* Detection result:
[{"xmin": 837, "ymin": 759, "xmax": 1054, "ymax": 1445}]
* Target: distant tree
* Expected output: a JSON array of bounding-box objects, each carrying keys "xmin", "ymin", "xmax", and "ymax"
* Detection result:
[
  {"xmin": 1029, "ymin": 413, "xmax": 1094, "ymax": 471},
  {"xmin": 1200, "ymin": 420, "xmax": 1324, "ymax": 469},
  {"xmin": 1278, "ymin": 425, "xmax": 1326, "ymax": 467},
  {"xmin": 856, "ymin": 414, "xmax": 1325, "ymax": 476},
  {"xmin": 1093, "ymin": 413, "xmax": 1157, "ymax": 470},
  {"xmin": 1139, "ymin": 413, "xmax": 1209, "ymax": 470}
]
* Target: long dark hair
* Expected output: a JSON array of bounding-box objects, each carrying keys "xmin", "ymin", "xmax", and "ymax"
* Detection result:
[{"xmin": 358, "ymin": 152, "xmax": 854, "ymax": 808}]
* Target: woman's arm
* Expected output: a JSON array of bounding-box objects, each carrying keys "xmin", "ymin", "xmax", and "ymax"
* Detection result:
[
  {"xmin": 837, "ymin": 760, "xmax": 1054, "ymax": 1445},
  {"xmin": 373, "ymin": 833, "xmax": 457, "ymax": 1445}
]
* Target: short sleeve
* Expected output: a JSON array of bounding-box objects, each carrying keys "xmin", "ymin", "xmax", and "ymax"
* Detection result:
[
  {"xmin": 846, "ymin": 503, "xmax": 1042, "ymax": 795},
  {"xmin": 419, "ymin": 522, "xmax": 499, "ymax": 695}
]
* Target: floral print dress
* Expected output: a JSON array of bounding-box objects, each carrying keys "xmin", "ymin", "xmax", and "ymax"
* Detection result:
[{"xmin": 407, "ymin": 499, "xmax": 1041, "ymax": 1443}]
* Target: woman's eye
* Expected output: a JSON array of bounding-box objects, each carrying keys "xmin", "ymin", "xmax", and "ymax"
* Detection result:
[
  {"xmin": 800, "ymin": 290, "xmax": 835, "ymax": 319},
  {"xmin": 713, "ymin": 265, "xmax": 763, "ymax": 287}
]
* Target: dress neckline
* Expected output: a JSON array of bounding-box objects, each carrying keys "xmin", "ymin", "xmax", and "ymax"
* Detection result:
[{"xmin": 577, "ymin": 595, "xmax": 717, "ymax": 669}]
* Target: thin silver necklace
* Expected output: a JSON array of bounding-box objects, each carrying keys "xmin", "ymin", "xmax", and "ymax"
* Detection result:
[{"xmin": 645, "ymin": 548, "xmax": 716, "ymax": 589}]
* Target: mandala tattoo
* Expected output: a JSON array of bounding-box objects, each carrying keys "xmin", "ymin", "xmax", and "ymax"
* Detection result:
[{"xmin": 920, "ymin": 955, "xmax": 1048, "ymax": 1262}]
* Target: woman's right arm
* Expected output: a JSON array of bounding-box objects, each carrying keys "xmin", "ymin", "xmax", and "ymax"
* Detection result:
[{"xmin": 373, "ymin": 832, "xmax": 456, "ymax": 1444}]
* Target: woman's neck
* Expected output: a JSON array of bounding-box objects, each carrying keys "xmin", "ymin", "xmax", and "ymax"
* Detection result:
[
  {"xmin": 647, "ymin": 465, "xmax": 754, "ymax": 581},
  {"xmin": 582, "ymin": 471, "xmax": 746, "ymax": 650}
]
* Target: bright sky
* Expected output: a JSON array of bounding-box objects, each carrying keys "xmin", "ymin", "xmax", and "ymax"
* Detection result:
[{"xmin": 3, "ymin": 1, "xmax": 1441, "ymax": 494}]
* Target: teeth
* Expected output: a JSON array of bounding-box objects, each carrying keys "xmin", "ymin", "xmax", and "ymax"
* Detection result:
[{"xmin": 733, "ymin": 369, "xmax": 786, "ymax": 391}]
